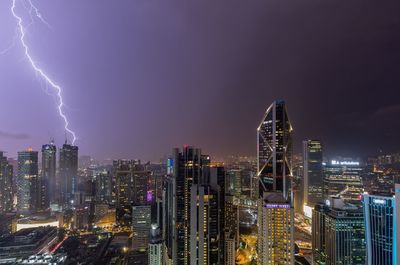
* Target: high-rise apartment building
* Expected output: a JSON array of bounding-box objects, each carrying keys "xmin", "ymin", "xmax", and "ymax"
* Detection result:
[
  {"xmin": 59, "ymin": 143, "xmax": 78, "ymax": 207},
  {"xmin": 41, "ymin": 141, "xmax": 56, "ymax": 208},
  {"xmin": 0, "ymin": 152, "xmax": 13, "ymax": 213},
  {"xmin": 312, "ymin": 197, "xmax": 366, "ymax": 265},
  {"xmin": 303, "ymin": 140, "xmax": 323, "ymax": 211},
  {"xmin": 257, "ymin": 100, "xmax": 294, "ymax": 265},
  {"xmin": 363, "ymin": 185, "xmax": 400, "ymax": 265},
  {"xmin": 258, "ymin": 192, "xmax": 294, "ymax": 265},
  {"xmin": 323, "ymin": 159, "xmax": 363, "ymax": 202},
  {"xmin": 17, "ymin": 149, "xmax": 39, "ymax": 213}
]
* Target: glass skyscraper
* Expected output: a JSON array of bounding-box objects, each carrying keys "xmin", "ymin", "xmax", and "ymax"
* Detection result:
[
  {"xmin": 59, "ymin": 143, "xmax": 78, "ymax": 207},
  {"xmin": 257, "ymin": 100, "xmax": 293, "ymax": 200},
  {"xmin": 257, "ymin": 100, "xmax": 294, "ymax": 265},
  {"xmin": 312, "ymin": 197, "xmax": 366, "ymax": 265},
  {"xmin": 17, "ymin": 149, "xmax": 39, "ymax": 213},
  {"xmin": 0, "ymin": 152, "xmax": 13, "ymax": 213},
  {"xmin": 323, "ymin": 159, "xmax": 363, "ymax": 202},
  {"xmin": 303, "ymin": 140, "xmax": 323, "ymax": 209},
  {"xmin": 41, "ymin": 141, "xmax": 56, "ymax": 208},
  {"xmin": 363, "ymin": 185, "xmax": 400, "ymax": 265}
]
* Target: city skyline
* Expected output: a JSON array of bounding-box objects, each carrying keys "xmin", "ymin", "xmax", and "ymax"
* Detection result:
[{"xmin": 1, "ymin": 0, "xmax": 400, "ymax": 161}]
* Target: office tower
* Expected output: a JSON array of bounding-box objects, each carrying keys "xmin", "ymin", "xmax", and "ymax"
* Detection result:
[
  {"xmin": 113, "ymin": 160, "xmax": 151, "ymax": 219},
  {"xmin": 292, "ymin": 154, "xmax": 304, "ymax": 214},
  {"xmin": 303, "ymin": 140, "xmax": 323, "ymax": 214},
  {"xmin": 258, "ymin": 193, "xmax": 294, "ymax": 265},
  {"xmin": 132, "ymin": 161, "xmax": 151, "ymax": 205},
  {"xmin": 227, "ymin": 169, "xmax": 241, "ymax": 198},
  {"xmin": 59, "ymin": 143, "xmax": 78, "ymax": 207},
  {"xmin": 17, "ymin": 149, "xmax": 39, "ymax": 213},
  {"xmin": 312, "ymin": 197, "xmax": 366, "ymax": 265},
  {"xmin": 41, "ymin": 141, "xmax": 56, "ymax": 208},
  {"xmin": 257, "ymin": 100, "xmax": 294, "ymax": 265},
  {"xmin": 94, "ymin": 169, "xmax": 112, "ymax": 203},
  {"xmin": 132, "ymin": 205, "xmax": 151, "ymax": 252},
  {"xmin": 113, "ymin": 160, "xmax": 134, "ymax": 210},
  {"xmin": 165, "ymin": 146, "xmax": 217, "ymax": 265},
  {"xmin": 257, "ymin": 100, "xmax": 293, "ymax": 199},
  {"xmin": 323, "ymin": 159, "xmax": 363, "ymax": 202},
  {"xmin": 0, "ymin": 152, "xmax": 13, "ymax": 213},
  {"xmin": 149, "ymin": 224, "xmax": 163, "ymax": 265},
  {"xmin": 363, "ymin": 185, "xmax": 400, "ymax": 265}
]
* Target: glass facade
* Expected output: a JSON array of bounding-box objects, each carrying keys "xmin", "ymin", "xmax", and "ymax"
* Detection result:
[
  {"xmin": 303, "ymin": 140, "xmax": 323, "ymax": 208},
  {"xmin": 363, "ymin": 194, "xmax": 398, "ymax": 265},
  {"xmin": 323, "ymin": 160, "xmax": 363, "ymax": 202}
]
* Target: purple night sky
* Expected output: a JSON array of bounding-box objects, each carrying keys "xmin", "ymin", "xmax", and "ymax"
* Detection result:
[{"xmin": 1, "ymin": 0, "xmax": 400, "ymax": 161}]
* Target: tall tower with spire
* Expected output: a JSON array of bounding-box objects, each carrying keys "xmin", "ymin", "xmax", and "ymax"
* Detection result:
[{"xmin": 257, "ymin": 100, "xmax": 294, "ymax": 265}]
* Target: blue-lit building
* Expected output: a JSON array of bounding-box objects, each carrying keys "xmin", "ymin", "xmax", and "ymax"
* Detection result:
[
  {"xmin": 363, "ymin": 184, "xmax": 400, "ymax": 265},
  {"xmin": 312, "ymin": 197, "xmax": 365, "ymax": 265}
]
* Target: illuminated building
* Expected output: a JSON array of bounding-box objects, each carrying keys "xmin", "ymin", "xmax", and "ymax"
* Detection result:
[
  {"xmin": 257, "ymin": 100, "xmax": 293, "ymax": 199},
  {"xmin": 323, "ymin": 159, "xmax": 363, "ymax": 202},
  {"xmin": 113, "ymin": 160, "xmax": 134, "ymax": 210},
  {"xmin": 312, "ymin": 197, "xmax": 365, "ymax": 265},
  {"xmin": 132, "ymin": 205, "xmax": 151, "ymax": 252},
  {"xmin": 257, "ymin": 100, "xmax": 294, "ymax": 264},
  {"xmin": 0, "ymin": 227, "xmax": 58, "ymax": 264},
  {"xmin": 41, "ymin": 141, "xmax": 56, "ymax": 208},
  {"xmin": 0, "ymin": 152, "xmax": 13, "ymax": 213},
  {"xmin": 189, "ymin": 184, "xmax": 220, "ymax": 265},
  {"xmin": 15, "ymin": 215, "xmax": 60, "ymax": 232},
  {"xmin": 363, "ymin": 185, "xmax": 400, "ymax": 265},
  {"xmin": 113, "ymin": 160, "xmax": 151, "ymax": 224},
  {"xmin": 73, "ymin": 206, "xmax": 90, "ymax": 230},
  {"xmin": 303, "ymin": 140, "xmax": 323, "ymax": 213},
  {"xmin": 225, "ymin": 235, "xmax": 236, "ymax": 265},
  {"xmin": 224, "ymin": 195, "xmax": 239, "ymax": 263},
  {"xmin": 258, "ymin": 193, "xmax": 294, "ymax": 265},
  {"xmin": 164, "ymin": 146, "xmax": 221, "ymax": 265},
  {"xmin": 59, "ymin": 143, "xmax": 78, "ymax": 207},
  {"xmin": 227, "ymin": 169, "xmax": 241, "ymax": 198},
  {"xmin": 94, "ymin": 169, "xmax": 112, "ymax": 203},
  {"xmin": 149, "ymin": 224, "xmax": 163, "ymax": 265},
  {"xmin": 17, "ymin": 149, "xmax": 39, "ymax": 214}
]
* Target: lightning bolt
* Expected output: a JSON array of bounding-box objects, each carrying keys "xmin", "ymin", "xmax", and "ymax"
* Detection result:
[{"xmin": 10, "ymin": 0, "xmax": 77, "ymax": 144}]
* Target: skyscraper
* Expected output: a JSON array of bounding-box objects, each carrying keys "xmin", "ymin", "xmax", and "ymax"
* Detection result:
[
  {"xmin": 94, "ymin": 169, "xmax": 112, "ymax": 203},
  {"xmin": 164, "ymin": 146, "xmax": 221, "ymax": 265},
  {"xmin": 312, "ymin": 197, "xmax": 366, "ymax": 265},
  {"xmin": 363, "ymin": 186, "xmax": 400, "ymax": 265},
  {"xmin": 258, "ymin": 193, "xmax": 294, "ymax": 265},
  {"xmin": 132, "ymin": 205, "xmax": 151, "ymax": 252},
  {"xmin": 59, "ymin": 143, "xmax": 78, "ymax": 207},
  {"xmin": 257, "ymin": 100, "xmax": 294, "ymax": 265},
  {"xmin": 0, "ymin": 152, "xmax": 13, "ymax": 213},
  {"xmin": 257, "ymin": 100, "xmax": 293, "ymax": 199},
  {"xmin": 17, "ymin": 149, "xmax": 39, "ymax": 213},
  {"xmin": 303, "ymin": 140, "xmax": 323, "ymax": 213},
  {"xmin": 41, "ymin": 141, "xmax": 56, "ymax": 208},
  {"xmin": 149, "ymin": 224, "xmax": 163, "ymax": 265},
  {"xmin": 323, "ymin": 159, "xmax": 363, "ymax": 202}
]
